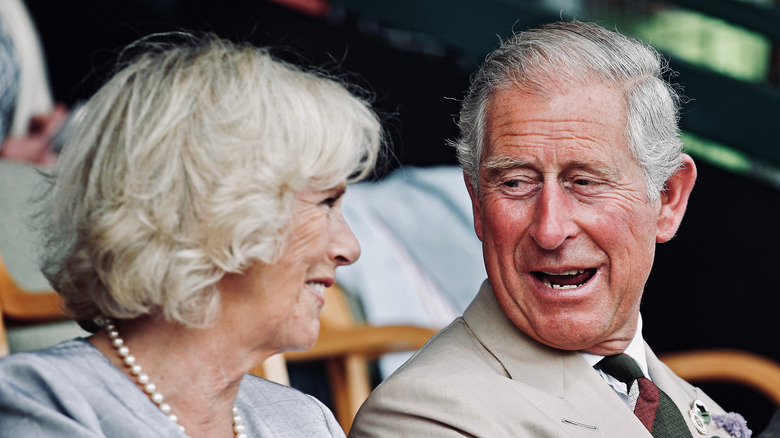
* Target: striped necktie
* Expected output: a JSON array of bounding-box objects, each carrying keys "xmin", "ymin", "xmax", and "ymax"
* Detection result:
[{"xmin": 598, "ymin": 354, "xmax": 693, "ymax": 438}]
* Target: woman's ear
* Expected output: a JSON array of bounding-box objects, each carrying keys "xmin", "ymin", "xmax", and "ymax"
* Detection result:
[{"xmin": 656, "ymin": 154, "xmax": 697, "ymax": 243}]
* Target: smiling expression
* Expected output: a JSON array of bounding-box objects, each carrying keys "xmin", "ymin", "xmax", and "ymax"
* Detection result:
[
  {"xmin": 468, "ymin": 83, "xmax": 666, "ymax": 354},
  {"xmin": 219, "ymin": 183, "xmax": 359, "ymax": 355}
]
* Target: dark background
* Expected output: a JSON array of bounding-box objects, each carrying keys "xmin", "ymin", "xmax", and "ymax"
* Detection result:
[{"xmin": 24, "ymin": 0, "xmax": 780, "ymax": 430}]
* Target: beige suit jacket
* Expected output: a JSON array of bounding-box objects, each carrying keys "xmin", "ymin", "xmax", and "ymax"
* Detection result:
[{"xmin": 351, "ymin": 281, "xmax": 732, "ymax": 437}]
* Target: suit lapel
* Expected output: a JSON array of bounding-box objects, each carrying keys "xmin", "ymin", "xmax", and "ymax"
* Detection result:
[
  {"xmin": 464, "ymin": 282, "xmax": 652, "ymax": 437},
  {"xmin": 646, "ymin": 345, "xmax": 714, "ymax": 437},
  {"xmin": 560, "ymin": 353, "xmax": 653, "ymax": 437},
  {"xmin": 463, "ymin": 281, "xmax": 565, "ymax": 397}
]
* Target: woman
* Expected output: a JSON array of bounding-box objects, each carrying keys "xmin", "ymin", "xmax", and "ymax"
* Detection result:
[{"xmin": 0, "ymin": 32, "xmax": 381, "ymax": 437}]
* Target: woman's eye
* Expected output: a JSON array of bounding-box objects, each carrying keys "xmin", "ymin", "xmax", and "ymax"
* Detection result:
[{"xmin": 321, "ymin": 196, "xmax": 339, "ymax": 208}]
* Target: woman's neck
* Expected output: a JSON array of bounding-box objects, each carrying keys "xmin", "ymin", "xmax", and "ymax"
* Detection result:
[{"xmin": 89, "ymin": 316, "xmax": 254, "ymax": 437}]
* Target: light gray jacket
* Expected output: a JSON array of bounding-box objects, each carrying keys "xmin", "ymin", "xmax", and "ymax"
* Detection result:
[{"xmin": 351, "ymin": 281, "xmax": 732, "ymax": 437}]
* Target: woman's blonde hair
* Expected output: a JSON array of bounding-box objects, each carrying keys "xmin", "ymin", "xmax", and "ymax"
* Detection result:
[{"xmin": 41, "ymin": 32, "xmax": 382, "ymax": 329}]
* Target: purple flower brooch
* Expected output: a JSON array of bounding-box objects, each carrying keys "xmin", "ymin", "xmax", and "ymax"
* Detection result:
[{"xmin": 713, "ymin": 412, "xmax": 752, "ymax": 438}]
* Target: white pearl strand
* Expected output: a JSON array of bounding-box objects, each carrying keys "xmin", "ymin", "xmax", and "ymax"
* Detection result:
[{"xmin": 104, "ymin": 320, "xmax": 247, "ymax": 438}]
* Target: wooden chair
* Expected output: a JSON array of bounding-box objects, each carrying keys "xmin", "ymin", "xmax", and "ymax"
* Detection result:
[
  {"xmin": 250, "ymin": 285, "xmax": 437, "ymax": 433},
  {"xmin": 660, "ymin": 349, "xmax": 780, "ymax": 405},
  {"xmin": 0, "ymin": 251, "xmax": 68, "ymax": 357}
]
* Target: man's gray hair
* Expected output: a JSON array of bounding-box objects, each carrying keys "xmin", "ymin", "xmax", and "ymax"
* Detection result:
[{"xmin": 453, "ymin": 20, "xmax": 683, "ymax": 200}]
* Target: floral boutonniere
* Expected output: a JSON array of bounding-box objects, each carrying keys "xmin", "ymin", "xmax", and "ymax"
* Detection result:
[{"xmin": 713, "ymin": 412, "xmax": 752, "ymax": 438}]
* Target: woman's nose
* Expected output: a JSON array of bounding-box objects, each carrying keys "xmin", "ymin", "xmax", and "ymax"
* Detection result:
[{"xmin": 329, "ymin": 210, "xmax": 361, "ymax": 266}]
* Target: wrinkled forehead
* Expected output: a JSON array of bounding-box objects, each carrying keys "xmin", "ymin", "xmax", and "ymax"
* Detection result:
[
  {"xmin": 483, "ymin": 83, "xmax": 629, "ymax": 146},
  {"xmin": 488, "ymin": 77, "xmax": 628, "ymax": 120},
  {"xmin": 479, "ymin": 83, "xmax": 643, "ymax": 184}
]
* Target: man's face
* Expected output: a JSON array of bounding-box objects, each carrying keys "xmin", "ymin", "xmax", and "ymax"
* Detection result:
[{"xmin": 469, "ymin": 83, "xmax": 664, "ymax": 355}]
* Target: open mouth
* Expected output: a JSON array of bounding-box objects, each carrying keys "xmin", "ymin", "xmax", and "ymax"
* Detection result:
[{"xmin": 532, "ymin": 269, "xmax": 596, "ymax": 290}]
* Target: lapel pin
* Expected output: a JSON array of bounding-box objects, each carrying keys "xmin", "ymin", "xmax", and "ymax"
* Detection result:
[{"xmin": 689, "ymin": 399, "xmax": 709, "ymax": 435}]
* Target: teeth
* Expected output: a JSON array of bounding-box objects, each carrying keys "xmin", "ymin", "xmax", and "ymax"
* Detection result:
[
  {"xmin": 307, "ymin": 282, "xmax": 326, "ymax": 294},
  {"xmin": 541, "ymin": 269, "xmax": 583, "ymax": 276},
  {"xmin": 540, "ymin": 277, "xmax": 581, "ymax": 290},
  {"xmin": 552, "ymin": 284, "xmax": 578, "ymax": 290}
]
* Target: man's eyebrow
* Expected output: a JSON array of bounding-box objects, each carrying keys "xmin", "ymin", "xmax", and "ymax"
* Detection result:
[
  {"xmin": 482, "ymin": 156, "xmax": 623, "ymax": 179},
  {"xmin": 482, "ymin": 155, "xmax": 531, "ymax": 172},
  {"xmin": 566, "ymin": 160, "xmax": 622, "ymax": 179}
]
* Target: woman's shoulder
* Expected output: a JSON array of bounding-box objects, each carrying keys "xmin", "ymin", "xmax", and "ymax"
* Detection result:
[
  {"xmin": 0, "ymin": 338, "xmax": 118, "ymax": 408},
  {"xmin": 0, "ymin": 338, "xmax": 98, "ymax": 375},
  {"xmin": 237, "ymin": 373, "xmax": 326, "ymax": 408},
  {"xmin": 0, "ymin": 338, "xmax": 191, "ymax": 437},
  {"xmin": 0, "ymin": 339, "xmax": 116, "ymax": 436},
  {"xmin": 237, "ymin": 374, "xmax": 346, "ymax": 437}
]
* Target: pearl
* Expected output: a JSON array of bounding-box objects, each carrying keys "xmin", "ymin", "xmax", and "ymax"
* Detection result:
[
  {"xmin": 123, "ymin": 355, "xmax": 136, "ymax": 366},
  {"xmin": 105, "ymin": 319, "xmax": 246, "ymax": 437}
]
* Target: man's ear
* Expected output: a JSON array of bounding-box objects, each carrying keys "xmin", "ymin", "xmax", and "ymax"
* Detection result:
[
  {"xmin": 656, "ymin": 154, "xmax": 697, "ymax": 243},
  {"xmin": 464, "ymin": 173, "xmax": 484, "ymax": 242}
]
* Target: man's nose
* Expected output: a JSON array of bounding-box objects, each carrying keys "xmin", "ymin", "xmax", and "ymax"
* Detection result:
[
  {"xmin": 328, "ymin": 210, "xmax": 361, "ymax": 266},
  {"xmin": 528, "ymin": 184, "xmax": 577, "ymax": 250}
]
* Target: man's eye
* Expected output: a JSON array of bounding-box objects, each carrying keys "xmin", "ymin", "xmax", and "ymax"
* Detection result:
[
  {"xmin": 504, "ymin": 180, "xmax": 521, "ymax": 188},
  {"xmin": 573, "ymin": 179, "xmax": 591, "ymax": 186}
]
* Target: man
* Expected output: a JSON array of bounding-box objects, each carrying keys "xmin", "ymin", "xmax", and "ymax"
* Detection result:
[{"xmin": 350, "ymin": 21, "xmax": 748, "ymax": 437}]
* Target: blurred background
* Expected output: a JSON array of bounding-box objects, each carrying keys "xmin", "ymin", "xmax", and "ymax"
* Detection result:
[{"xmin": 16, "ymin": 0, "xmax": 780, "ymax": 431}]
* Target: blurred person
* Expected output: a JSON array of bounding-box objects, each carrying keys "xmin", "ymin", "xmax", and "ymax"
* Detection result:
[
  {"xmin": 0, "ymin": 0, "xmax": 66, "ymax": 166},
  {"xmin": 0, "ymin": 32, "xmax": 381, "ymax": 437}
]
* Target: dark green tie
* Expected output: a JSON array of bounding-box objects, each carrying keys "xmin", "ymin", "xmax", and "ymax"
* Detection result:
[{"xmin": 598, "ymin": 354, "xmax": 693, "ymax": 438}]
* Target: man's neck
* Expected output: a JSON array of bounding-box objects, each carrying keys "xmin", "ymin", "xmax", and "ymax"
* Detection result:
[{"xmin": 579, "ymin": 314, "xmax": 649, "ymax": 377}]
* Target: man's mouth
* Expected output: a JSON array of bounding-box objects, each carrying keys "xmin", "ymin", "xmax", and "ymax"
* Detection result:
[{"xmin": 532, "ymin": 269, "xmax": 596, "ymax": 290}]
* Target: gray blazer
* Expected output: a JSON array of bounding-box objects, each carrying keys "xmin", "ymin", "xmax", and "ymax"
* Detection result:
[{"xmin": 351, "ymin": 281, "xmax": 733, "ymax": 437}]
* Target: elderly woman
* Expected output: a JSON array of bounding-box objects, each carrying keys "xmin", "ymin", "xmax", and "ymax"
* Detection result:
[{"xmin": 0, "ymin": 33, "xmax": 381, "ymax": 437}]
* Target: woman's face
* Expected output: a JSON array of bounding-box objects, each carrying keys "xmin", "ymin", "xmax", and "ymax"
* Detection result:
[{"xmin": 219, "ymin": 182, "xmax": 359, "ymax": 354}]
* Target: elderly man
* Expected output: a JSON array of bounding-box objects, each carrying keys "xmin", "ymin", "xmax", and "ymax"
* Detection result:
[{"xmin": 350, "ymin": 21, "xmax": 749, "ymax": 438}]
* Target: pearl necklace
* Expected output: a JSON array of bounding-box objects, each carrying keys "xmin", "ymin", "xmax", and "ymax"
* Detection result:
[{"xmin": 105, "ymin": 320, "xmax": 247, "ymax": 438}]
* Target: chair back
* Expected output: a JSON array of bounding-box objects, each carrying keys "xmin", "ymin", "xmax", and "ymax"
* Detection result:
[{"xmin": 661, "ymin": 349, "xmax": 780, "ymax": 405}]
